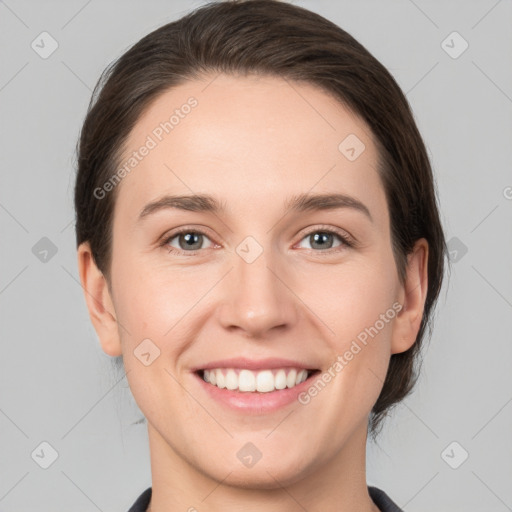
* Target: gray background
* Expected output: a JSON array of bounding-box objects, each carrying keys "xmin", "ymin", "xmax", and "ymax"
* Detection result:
[{"xmin": 1, "ymin": 0, "xmax": 511, "ymax": 511}]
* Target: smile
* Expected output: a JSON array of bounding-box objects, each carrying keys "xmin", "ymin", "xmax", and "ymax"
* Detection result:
[
  {"xmin": 194, "ymin": 367, "xmax": 321, "ymax": 414},
  {"xmin": 191, "ymin": 357, "xmax": 322, "ymax": 413},
  {"xmin": 200, "ymin": 367, "xmax": 314, "ymax": 393}
]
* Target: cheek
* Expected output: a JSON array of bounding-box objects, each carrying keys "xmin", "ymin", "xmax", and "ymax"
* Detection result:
[
  {"xmin": 308, "ymin": 262, "xmax": 398, "ymax": 411},
  {"xmin": 109, "ymin": 215, "xmax": 190, "ymax": 340},
  {"xmin": 333, "ymin": 278, "xmax": 397, "ymax": 342},
  {"xmin": 302, "ymin": 253, "xmax": 399, "ymax": 339},
  {"xmin": 111, "ymin": 255, "xmax": 213, "ymax": 356},
  {"xmin": 111, "ymin": 262, "xmax": 203, "ymax": 418},
  {"xmin": 308, "ymin": 253, "xmax": 399, "ymax": 403}
]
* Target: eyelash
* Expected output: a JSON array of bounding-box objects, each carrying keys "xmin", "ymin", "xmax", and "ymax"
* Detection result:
[{"xmin": 160, "ymin": 225, "xmax": 355, "ymax": 257}]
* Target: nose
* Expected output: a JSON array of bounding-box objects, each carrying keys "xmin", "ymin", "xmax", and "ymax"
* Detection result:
[{"xmin": 217, "ymin": 242, "xmax": 299, "ymax": 339}]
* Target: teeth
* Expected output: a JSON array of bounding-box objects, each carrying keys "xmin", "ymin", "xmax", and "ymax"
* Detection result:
[
  {"xmin": 287, "ymin": 369, "xmax": 297, "ymax": 388},
  {"xmin": 202, "ymin": 368, "xmax": 309, "ymax": 393},
  {"xmin": 239, "ymin": 369, "xmax": 256, "ymax": 392}
]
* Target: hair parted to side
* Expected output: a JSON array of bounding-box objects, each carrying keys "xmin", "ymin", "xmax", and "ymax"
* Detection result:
[{"xmin": 74, "ymin": 0, "xmax": 448, "ymax": 439}]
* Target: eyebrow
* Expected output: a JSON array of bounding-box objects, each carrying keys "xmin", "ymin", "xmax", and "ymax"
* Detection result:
[{"xmin": 138, "ymin": 192, "xmax": 373, "ymax": 222}]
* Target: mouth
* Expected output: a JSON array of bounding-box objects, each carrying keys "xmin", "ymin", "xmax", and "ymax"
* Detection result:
[
  {"xmin": 190, "ymin": 357, "xmax": 323, "ymax": 414},
  {"xmin": 193, "ymin": 367, "xmax": 322, "ymax": 414},
  {"xmin": 196, "ymin": 367, "xmax": 321, "ymax": 393}
]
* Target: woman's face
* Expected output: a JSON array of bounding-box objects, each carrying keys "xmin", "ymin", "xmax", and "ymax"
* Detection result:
[{"xmin": 85, "ymin": 73, "xmax": 425, "ymax": 488}]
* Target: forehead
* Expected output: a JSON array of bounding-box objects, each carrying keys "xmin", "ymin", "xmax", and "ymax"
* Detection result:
[{"xmin": 114, "ymin": 73, "xmax": 387, "ymax": 226}]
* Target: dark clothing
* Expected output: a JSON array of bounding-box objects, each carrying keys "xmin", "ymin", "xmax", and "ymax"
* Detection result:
[
  {"xmin": 368, "ymin": 486, "xmax": 404, "ymax": 512},
  {"xmin": 128, "ymin": 485, "xmax": 403, "ymax": 511}
]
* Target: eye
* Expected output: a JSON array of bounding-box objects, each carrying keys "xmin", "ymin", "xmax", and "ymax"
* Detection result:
[
  {"xmin": 296, "ymin": 227, "xmax": 354, "ymax": 252},
  {"xmin": 163, "ymin": 228, "xmax": 215, "ymax": 255},
  {"xmin": 161, "ymin": 225, "xmax": 354, "ymax": 256}
]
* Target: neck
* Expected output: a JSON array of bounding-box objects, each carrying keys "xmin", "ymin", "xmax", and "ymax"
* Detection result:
[{"xmin": 146, "ymin": 420, "xmax": 380, "ymax": 512}]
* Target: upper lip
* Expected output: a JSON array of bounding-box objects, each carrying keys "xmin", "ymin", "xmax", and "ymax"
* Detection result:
[{"xmin": 191, "ymin": 357, "xmax": 318, "ymax": 372}]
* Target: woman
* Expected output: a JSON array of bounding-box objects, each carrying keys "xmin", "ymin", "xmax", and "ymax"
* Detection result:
[{"xmin": 74, "ymin": 1, "xmax": 447, "ymax": 510}]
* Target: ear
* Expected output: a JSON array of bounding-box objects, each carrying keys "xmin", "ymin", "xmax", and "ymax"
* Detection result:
[
  {"xmin": 391, "ymin": 238, "xmax": 429, "ymax": 354},
  {"xmin": 77, "ymin": 242, "xmax": 122, "ymax": 357}
]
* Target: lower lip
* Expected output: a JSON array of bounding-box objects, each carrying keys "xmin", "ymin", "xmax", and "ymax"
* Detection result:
[{"xmin": 193, "ymin": 371, "xmax": 319, "ymax": 414}]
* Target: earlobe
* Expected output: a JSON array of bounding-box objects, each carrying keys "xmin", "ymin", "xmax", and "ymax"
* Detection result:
[
  {"xmin": 391, "ymin": 238, "xmax": 429, "ymax": 355},
  {"xmin": 77, "ymin": 242, "xmax": 122, "ymax": 357}
]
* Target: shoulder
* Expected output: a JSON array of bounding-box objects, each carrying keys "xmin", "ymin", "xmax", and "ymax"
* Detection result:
[
  {"xmin": 368, "ymin": 485, "xmax": 404, "ymax": 512},
  {"xmin": 127, "ymin": 486, "xmax": 152, "ymax": 512},
  {"xmin": 128, "ymin": 485, "xmax": 403, "ymax": 512}
]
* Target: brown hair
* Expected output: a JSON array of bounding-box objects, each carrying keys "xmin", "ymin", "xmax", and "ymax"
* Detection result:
[{"xmin": 74, "ymin": 0, "xmax": 447, "ymax": 439}]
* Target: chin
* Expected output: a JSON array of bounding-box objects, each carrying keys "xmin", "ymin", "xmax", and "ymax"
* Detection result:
[{"xmin": 201, "ymin": 454, "xmax": 314, "ymax": 490}]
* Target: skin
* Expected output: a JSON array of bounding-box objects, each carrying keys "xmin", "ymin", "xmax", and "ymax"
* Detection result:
[{"xmin": 78, "ymin": 73, "xmax": 428, "ymax": 512}]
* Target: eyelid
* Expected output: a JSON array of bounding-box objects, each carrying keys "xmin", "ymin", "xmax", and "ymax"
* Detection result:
[
  {"xmin": 294, "ymin": 224, "xmax": 356, "ymax": 248},
  {"xmin": 160, "ymin": 224, "xmax": 356, "ymax": 256},
  {"xmin": 160, "ymin": 225, "xmax": 218, "ymax": 255}
]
